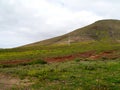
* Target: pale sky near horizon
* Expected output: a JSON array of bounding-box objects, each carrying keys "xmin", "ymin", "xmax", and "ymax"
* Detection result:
[{"xmin": 0, "ymin": 0, "xmax": 120, "ymax": 48}]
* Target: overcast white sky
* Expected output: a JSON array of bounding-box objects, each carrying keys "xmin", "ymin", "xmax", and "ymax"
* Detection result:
[{"xmin": 0, "ymin": 0, "xmax": 119, "ymax": 48}]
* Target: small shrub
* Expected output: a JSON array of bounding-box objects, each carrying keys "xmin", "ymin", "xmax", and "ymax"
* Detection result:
[
  {"xmin": 28, "ymin": 70, "xmax": 38, "ymax": 77},
  {"xmin": 0, "ymin": 64, "xmax": 3, "ymax": 68},
  {"xmin": 70, "ymin": 75, "xmax": 76, "ymax": 79},
  {"xmin": 0, "ymin": 64, "xmax": 13, "ymax": 68},
  {"xmin": 84, "ymin": 65, "xmax": 96, "ymax": 70},
  {"xmin": 75, "ymin": 58, "xmax": 82, "ymax": 62},
  {"xmin": 111, "ymin": 57, "xmax": 117, "ymax": 60},
  {"xmin": 84, "ymin": 58, "xmax": 91, "ymax": 61},
  {"xmin": 60, "ymin": 68, "xmax": 68, "ymax": 72},
  {"xmin": 101, "ymin": 57, "xmax": 108, "ymax": 60},
  {"xmin": 28, "ymin": 59, "xmax": 47, "ymax": 65}
]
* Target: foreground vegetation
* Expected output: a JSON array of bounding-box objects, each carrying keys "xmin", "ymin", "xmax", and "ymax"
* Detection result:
[
  {"xmin": 0, "ymin": 41, "xmax": 120, "ymax": 90},
  {"xmin": 0, "ymin": 59, "xmax": 120, "ymax": 90}
]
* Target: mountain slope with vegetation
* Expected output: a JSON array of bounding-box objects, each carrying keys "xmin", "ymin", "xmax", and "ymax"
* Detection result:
[
  {"xmin": 0, "ymin": 19, "xmax": 120, "ymax": 89},
  {"xmin": 24, "ymin": 19, "xmax": 120, "ymax": 47}
]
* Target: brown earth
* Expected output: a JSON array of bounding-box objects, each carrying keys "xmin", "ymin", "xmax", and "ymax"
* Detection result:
[
  {"xmin": 45, "ymin": 50, "xmax": 120, "ymax": 63},
  {"xmin": 0, "ymin": 51, "xmax": 119, "ymax": 65},
  {"xmin": 0, "ymin": 73, "xmax": 34, "ymax": 90},
  {"xmin": 0, "ymin": 59, "xmax": 32, "ymax": 65},
  {"xmin": 45, "ymin": 51, "xmax": 95, "ymax": 63},
  {"xmin": 89, "ymin": 51, "xmax": 119, "ymax": 60}
]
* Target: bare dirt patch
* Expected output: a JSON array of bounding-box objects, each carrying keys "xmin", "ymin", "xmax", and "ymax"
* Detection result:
[
  {"xmin": 0, "ymin": 51, "xmax": 119, "ymax": 65},
  {"xmin": 45, "ymin": 51, "xmax": 95, "ymax": 63},
  {"xmin": 0, "ymin": 73, "xmax": 34, "ymax": 90},
  {"xmin": 89, "ymin": 51, "xmax": 120, "ymax": 60},
  {"xmin": 45, "ymin": 50, "xmax": 120, "ymax": 63},
  {"xmin": 0, "ymin": 59, "xmax": 31, "ymax": 65}
]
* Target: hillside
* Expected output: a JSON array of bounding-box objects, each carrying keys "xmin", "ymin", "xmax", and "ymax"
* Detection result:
[
  {"xmin": 24, "ymin": 19, "xmax": 120, "ymax": 47},
  {"xmin": 0, "ymin": 19, "xmax": 120, "ymax": 89}
]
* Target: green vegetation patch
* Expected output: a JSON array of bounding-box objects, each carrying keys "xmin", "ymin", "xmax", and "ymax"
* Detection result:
[{"xmin": 0, "ymin": 59, "xmax": 120, "ymax": 90}]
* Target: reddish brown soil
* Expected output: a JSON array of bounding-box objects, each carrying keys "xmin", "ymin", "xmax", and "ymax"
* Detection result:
[
  {"xmin": 89, "ymin": 51, "xmax": 119, "ymax": 60},
  {"xmin": 0, "ymin": 50, "xmax": 119, "ymax": 65},
  {"xmin": 45, "ymin": 50, "xmax": 120, "ymax": 63},
  {"xmin": 0, "ymin": 60, "xmax": 31, "ymax": 65},
  {"xmin": 45, "ymin": 51, "xmax": 95, "ymax": 63}
]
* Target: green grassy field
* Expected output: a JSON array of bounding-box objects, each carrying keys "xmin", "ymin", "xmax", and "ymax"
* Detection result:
[
  {"xmin": 0, "ymin": 59, "xmax": 120, "ymax": 90},
  {"xmin": 0, "ymin": 41, "xmax": 120, "ymax": 62},
  {"xmin": 0, "ymin": 41, "xmax": 120, "ymax": 90}
]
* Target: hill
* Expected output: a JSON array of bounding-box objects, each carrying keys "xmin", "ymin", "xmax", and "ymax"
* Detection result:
[
  {"xmin": 0, "ymin": 19, "xmax": 120, "ymax": 89},
  {"xmin": 24, "ymin": 19, "xmax": 120, "ymax": 47}
]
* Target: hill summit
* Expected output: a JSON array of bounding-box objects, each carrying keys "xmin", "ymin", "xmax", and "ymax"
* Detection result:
[{"xmin": 25, "ymin": 19, "xmax": 120, "ymax": 47}]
